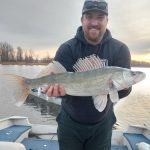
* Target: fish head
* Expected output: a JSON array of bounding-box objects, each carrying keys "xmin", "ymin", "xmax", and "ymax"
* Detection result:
[{"xmin": 123, "ymin": 70, "xmax": 146, "ymax": 86}]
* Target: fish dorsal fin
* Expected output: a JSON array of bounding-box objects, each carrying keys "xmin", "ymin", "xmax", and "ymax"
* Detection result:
[
  {"xmin": 73, "ymin": 54, "xmax": 103, "ymax": 72},
  {"xmin": 37, "ymin": 61, "xmax": 67, "ymax": 78}
]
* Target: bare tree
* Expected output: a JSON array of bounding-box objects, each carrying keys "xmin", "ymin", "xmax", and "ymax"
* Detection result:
[
  {"xmin": 35, "ymin": 54, "xmax": 39, "ymax": 63},
  {"xmin": 24, "ymin": 50, "xmax": 28, "ymax": 62},
  {"xmin": 16, "ymin": 46, "xmax": 23, "ymax": 62},
  {"xmin": 28, "ymin": 49, "xmax": 34, "ymax": 63},
  {"xmin": 0, "ymin": 42, "xmax": 14, "ymax": 62}
]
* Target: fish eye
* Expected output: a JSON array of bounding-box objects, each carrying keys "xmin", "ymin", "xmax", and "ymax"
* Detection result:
[{"xmin": 131, "ymin": 71, "xmax": 136, "ymax": 76}]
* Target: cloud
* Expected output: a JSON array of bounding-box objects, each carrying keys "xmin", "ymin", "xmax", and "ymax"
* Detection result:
[
  {"xmin": 0, "ymin": 0, "xmax": 150, "ymax": 56},
  {"xmin": 108, "ymin": 0, "xmax": 150, "ymax": 55},
  {"xmin": 0, "ymin": 0, "xmax": 83, "ymax": 49}
]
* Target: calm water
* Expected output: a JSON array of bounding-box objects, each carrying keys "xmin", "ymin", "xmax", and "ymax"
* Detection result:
[{"xmin": 0, "ymin": 65, "xmax": 150, "ymax": 130}]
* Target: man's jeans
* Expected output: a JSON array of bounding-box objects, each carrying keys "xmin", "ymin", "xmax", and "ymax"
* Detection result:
[{"xmin": 56, "ymin": 108, "xmax": 116, "ymax": 150}]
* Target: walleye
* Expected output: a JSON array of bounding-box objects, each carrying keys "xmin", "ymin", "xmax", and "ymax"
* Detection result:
[{"xmin": 0, "ymin": 55, "xmax": 146, "ymax": 112}]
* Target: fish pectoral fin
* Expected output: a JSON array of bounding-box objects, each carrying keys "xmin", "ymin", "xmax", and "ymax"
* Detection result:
[
  {"xmin": 92, "ymin": 95, "xmax": 108, "ymax": 112},
  {"xmin": 37, "ymin": 61, "xmax": 67, "ymax": 78},
  {"xmin": 109, "ymin": 86, "xmax": 119, "ymax": 103}
]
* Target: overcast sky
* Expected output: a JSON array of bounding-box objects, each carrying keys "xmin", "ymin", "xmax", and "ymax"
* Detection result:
[{"xmin": 0, "ymin": 0, "xmax": 150, "ymax": 59}]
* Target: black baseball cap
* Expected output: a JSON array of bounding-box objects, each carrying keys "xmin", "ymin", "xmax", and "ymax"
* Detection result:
[{"xmin": 82, "ymin": 0, "xmax": 108, "ymax": 15}]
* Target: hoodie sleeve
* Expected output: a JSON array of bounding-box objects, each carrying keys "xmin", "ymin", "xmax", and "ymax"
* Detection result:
[
  {"xmin": 113, "ymin": 44, "xmax": 132, "ymax": 99},
  {"xmin": 54, "ymin": 43, "xmax": 75, "ymax": 72}
]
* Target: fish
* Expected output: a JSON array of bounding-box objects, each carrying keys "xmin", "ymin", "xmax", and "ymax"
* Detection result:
[{"xmin": 0, "ymin": 55, "xmax": 146, "ymax": 112}]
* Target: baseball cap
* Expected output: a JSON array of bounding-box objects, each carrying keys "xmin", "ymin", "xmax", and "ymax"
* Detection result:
[{"xmin": 82, "ymin": 0, "xmax": 108, "ymax": 15}]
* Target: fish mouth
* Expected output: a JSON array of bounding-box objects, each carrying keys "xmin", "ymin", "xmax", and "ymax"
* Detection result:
[{"xmin": 133, "ymin": 71, "xmax": 146, "ymax": 83}]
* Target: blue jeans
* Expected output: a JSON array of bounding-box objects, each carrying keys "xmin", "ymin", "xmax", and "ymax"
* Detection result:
[{"xmin": 56, "ymin": 108, "xmax": 116, "ymax": 150}]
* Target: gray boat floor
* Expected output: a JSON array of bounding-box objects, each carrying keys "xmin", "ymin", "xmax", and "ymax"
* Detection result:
[{"xmin": 22, "ymin": 138, "xmax": 59, "ymax": 150}]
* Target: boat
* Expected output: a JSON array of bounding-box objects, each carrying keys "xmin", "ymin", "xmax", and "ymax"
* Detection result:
[{"xmin": 0, "ymin": 116, "xmax": 150, "ymax": 150}]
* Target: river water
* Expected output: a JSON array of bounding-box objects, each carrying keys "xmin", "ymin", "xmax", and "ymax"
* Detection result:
[{"xmin": 0, "ymin": 65, "xmax": 150, "ymax": 130}]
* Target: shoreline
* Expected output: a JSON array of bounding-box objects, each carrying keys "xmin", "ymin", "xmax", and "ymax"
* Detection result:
[
  {"xmin": 0, "ymin": 62, "xmax": 48, "ymax": 66},
  {"xmin": 0, "ymin": 62, "xmax": 150, "ymax": 68}
]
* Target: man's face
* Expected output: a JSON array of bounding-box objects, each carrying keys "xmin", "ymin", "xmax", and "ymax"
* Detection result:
[{"xmin": 81, "ymin": 11, "xmax": 108, "ymax": 44}]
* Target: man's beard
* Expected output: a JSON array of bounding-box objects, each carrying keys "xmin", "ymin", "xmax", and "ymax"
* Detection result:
[{"xmin": 85, "ymin": 28, "xmax": 104, "ymax": 44}]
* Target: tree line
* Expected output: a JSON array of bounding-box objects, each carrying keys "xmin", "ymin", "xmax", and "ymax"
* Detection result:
[
  {"xmin": 0, "ymin": 42, "xmax": 53, "ymax": 64},
  {"xmin": 131, "ymin": 60, "xmax": 150, "ymax": 67},
  {"xmin": 1, "ymin": 41, "xmax": 150, "ymax": 67}
]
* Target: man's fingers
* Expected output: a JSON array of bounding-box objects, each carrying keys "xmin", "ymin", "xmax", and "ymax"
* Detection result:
[
  {"xmin": 45, "ymin": 84, "xmax": 66, "ymax": 97},
  {"xmin": 59, "ymin": 85, "xmax": 66, "ymax": 96},
  {"xmin": 46, "ymin": 86, "xmax": 54, "ymax": 97},
  {"xmin": 53, "ymin": 84, "xmax": 59, "ymax": 96}
]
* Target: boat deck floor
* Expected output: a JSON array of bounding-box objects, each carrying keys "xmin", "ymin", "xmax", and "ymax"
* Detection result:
[
  {"xmin": 22, "ymin": 138, "xmax": 59, "ymax": 150},
  {"xmin": 22, "ymin": 138, "xmax": 129, "ymax": 150}
]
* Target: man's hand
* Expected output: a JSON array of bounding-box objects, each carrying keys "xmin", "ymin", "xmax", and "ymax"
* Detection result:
[{"xmin": 42, "ymin": 84, "xmax": 66, "ymax": 97}]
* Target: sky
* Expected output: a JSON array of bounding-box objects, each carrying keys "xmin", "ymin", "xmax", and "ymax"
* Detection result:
[{"xmin": 0, "ymin": 0, "xmax": 150, "ymax": 61}]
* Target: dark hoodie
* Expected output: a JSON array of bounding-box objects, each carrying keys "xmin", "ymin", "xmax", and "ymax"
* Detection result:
[{"xmin": 54, "ymin": 26, "xmax": 132, "ymax": 124}]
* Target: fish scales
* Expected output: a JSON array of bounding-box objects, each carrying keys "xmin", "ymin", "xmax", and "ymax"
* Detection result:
[
  {"xmin": 0, "ymin": 55, "xmax": 146, "ymax": 111},
  {"xmin": 26, "ymin": 67, "xmax": 123, "ymax": 96}
]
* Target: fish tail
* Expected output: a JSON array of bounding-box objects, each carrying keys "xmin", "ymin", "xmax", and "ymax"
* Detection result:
[{"xmin": 1, "ymin": 74, "xmax": 31, "ymax": 106}]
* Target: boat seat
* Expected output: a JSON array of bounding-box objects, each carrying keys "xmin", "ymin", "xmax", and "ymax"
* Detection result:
[
  {"xmin": 0, "ymin": 125, "xmax": 31, "ymax": 142},
  {"xmin": 111, "ymin": 145, "xmax": 128, "ymax": 150},
  {"xmin": 22, "ymin": 138, "xmax": 59, "ymax": 150},
  {"xmin": 123, "ymin": 133, "xmax": 150, "ymax": 150}
]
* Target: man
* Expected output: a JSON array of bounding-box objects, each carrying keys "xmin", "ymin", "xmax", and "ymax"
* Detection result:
[{"xmin": 43, "ymin": 0, "xmax": 132, "ymax": 149}]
